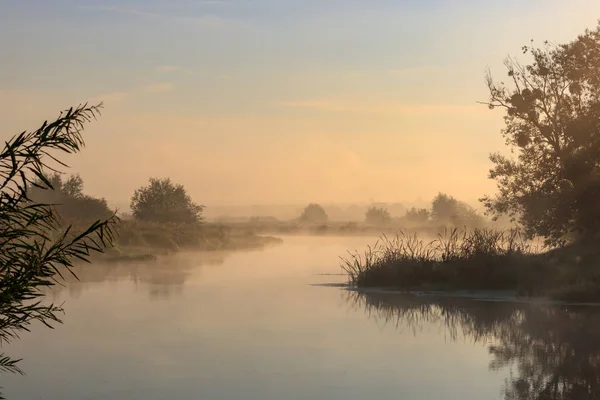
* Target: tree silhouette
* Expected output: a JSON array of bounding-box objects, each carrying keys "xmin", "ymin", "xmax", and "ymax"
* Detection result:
[
  {"xmin": 130, "ymin": 178, "xmax": 204, "ymax": 224},
  {"xmin": 28, "ymin": 172, "xmax": 113, "ymax": 222},
  {"xmin": 365, "ymin": 206, "xmax": 391, "ymax": 225},
  {"xmin": 432, "ymin": 193, "xmax": 483, "ymax": 227},
  {"xmin": 481, "ymin": 23, "xmax": 600, "ymax": 246},
  {"xmin": 298, "ymin": 203, "xmax": 328, "ymax": 223}
]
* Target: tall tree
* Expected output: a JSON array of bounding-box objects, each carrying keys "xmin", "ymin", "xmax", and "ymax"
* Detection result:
[
  {"xmin": 481, "ymin": 23, "xmax": 600, "ymax": 246},
  {"xmin": 0, "ymin": 104, "xmax": 117, "ymax": 393},
  {"xmin": 130, "ymin": 178, "xmax": 204, "ymax": 224}
]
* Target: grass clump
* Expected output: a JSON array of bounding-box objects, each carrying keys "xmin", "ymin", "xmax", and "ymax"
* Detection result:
[{"xmin": 339, "ymin": 228, "xmax": 580, "ymax": 297}]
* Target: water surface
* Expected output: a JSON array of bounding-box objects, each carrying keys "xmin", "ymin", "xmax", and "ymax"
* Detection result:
[{"xmin": 3, "ymin": 236, "xmax": 596, "ymax": 399}]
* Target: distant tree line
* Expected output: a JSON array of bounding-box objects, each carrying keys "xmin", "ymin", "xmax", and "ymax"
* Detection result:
[{"xmin": 297, "ymin": 192, "xmax": 485, "ymax": 228}]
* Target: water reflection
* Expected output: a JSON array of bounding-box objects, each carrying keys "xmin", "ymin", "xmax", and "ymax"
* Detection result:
[
  {"xmin": 347, "ymin": 291, "xmax": 600, "ymax": 400},
  {"xmin": 49, "ymin": 252, "xmax": 228, "ymax": 300}
]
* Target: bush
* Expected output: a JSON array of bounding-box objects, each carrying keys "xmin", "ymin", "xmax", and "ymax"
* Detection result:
[
  {"xmin": 431, "ymin": 193, "xmax": 484, "ymax": 228},
  {"xmin": 403, "ymin": 207, "xmax": 430, "ymax": 224},
  {"xmin": 298, "ymin": 203, "xmax": 328, "ymax": 223},
  {"xmin": 28, "ymin": 173, "xmax": 113, "ymax": 222},
  {"xmin": 131, "ymin": 178, "xmax": 204, "ymax": 224},
  {"xmin": 365, "ymin": 206, "xmax": 392, "ymax": 225}
]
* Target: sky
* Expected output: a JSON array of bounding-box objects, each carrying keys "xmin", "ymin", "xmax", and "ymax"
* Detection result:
[{"xmin": 2, "ymin": 0, "xmax": 600, "ymax": 210}]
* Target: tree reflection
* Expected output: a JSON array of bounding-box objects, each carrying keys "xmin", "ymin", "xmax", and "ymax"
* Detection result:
[
  {"xmin": 346, "ymin": 291, "xmax": 600, "ymax": 400},
  {"xmin": 48, "ymin": 252, "xmax": 228, "ymax": 300}
]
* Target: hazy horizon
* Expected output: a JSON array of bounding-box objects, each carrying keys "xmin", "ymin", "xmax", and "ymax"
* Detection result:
[{"xmin": 3, "ymin": 0, "xmax": 600, "ymax": 207}]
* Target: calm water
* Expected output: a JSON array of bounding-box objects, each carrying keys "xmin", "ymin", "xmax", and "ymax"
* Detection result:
[{"xmin": 2, "ymin": 236, "xmax": 599, "ymax": 399}]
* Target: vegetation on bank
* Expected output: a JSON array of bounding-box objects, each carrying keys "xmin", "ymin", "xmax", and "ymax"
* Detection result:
[
  {"xmin": 32, "ymin": 170, "xmax": 282, "ymax": 263},
  {"xmin": 96, "ymin": 220, "xmax": 282, "ymax": 262},
  {"xmin": 54, "ymin": 217, "xmax": 282, "ymax": 263},
  {"xmin": 341, "ymin": 228, "xmax": 600, "ymax": 302},
  {"xmin": 342, "ymin": 23, "xmax": 600, "ymax": 303}
]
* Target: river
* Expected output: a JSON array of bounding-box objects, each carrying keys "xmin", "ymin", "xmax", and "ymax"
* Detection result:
[{"xmin": 2, "ymin": 235, "xmax": 598, "ymax": 399}]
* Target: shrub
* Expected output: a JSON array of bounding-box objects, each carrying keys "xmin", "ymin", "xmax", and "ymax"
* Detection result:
[
  {"xmin": 298, "ymin": 203, "xmax": 328, "ymax": 223},
  {"xmin": 365, "ymin": 206, "xmax": 392, "ymax": 225},
  {"xmin": 131, "ymin": 178, "xmax": 204, "ymax": 224}
]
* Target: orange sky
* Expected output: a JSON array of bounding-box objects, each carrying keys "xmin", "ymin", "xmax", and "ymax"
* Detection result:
[{"xmin": 2, "ymin": 1, "xmax": 600, "ymax": 209}]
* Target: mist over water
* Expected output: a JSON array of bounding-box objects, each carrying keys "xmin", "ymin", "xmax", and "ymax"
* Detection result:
[{"xmin": 3, "ymin": 236, "xmax": 594, "ymax": 399}]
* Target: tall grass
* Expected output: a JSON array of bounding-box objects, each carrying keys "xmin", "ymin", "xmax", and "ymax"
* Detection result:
[{"xmin": 341, "ymin": 228, "xmax": 544, "ymax": 292}]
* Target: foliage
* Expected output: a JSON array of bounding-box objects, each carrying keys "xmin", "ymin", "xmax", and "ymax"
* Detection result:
[
  {"xmin": 431, "ymin": 193, "xmax": 484, "ymax": 227},
  {"xmin": 130, "ymin": 178, "xmax": 204, "ymax": 224},
  {"xmin": 28, "ymin": 172, "xmax": 113, "ymax": 222},
  {"xmin": 404, "ymin": 207, "xmax": 431, "ymax": 224},
  {"xmin": 298, "ymin": 203, "xmax": 328, "ymax": 223},
  {"xmin": 0, "ymin": 103, "xmax": 117, "ymax": 394},
  {"xmin": 365, "ymin": 206, "xmax": 392, "ymax": 225},
  {"xmin": 481, "ymin": 22, "xmax": 600, "ymax": 246}
]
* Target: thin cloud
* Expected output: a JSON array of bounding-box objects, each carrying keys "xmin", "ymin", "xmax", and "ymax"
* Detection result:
[
  {"xmin": 80, "ymin": 4, "xmax": 233, "ymax": 28},
  {"xmin": 181, "ymin": 0, "xmax": 231, "ymax": 5},
  {"xmin": 88, "ymin": 83, "xmax": 174, "ymax": 105},
  {"xmin": 177, "ymin": 14, "xmax": 228, "ymax": 28},
  {"xmin": 156, "ymin": 65, "xmax": 183, "ymax": 73},
  {"xmin": 387, "ymin": 65, "xmax": 446, "ymax": 75},
  {"xmin": 278, "ymin": 97, "xmax": 485, "ymax": 116},
  {"xmin": 82, "ymin": 5, "xmax": 159, "ymax": 18},
  {"xmin": 88, "ymin": 91, "xmax": 130, "ymax": 105},
  {"xmin": 141, "ymin": 83, "xmax": 175, "ymax": 93}
]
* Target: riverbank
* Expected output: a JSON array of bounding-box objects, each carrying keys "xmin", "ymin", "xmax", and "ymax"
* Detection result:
[
  {"xmin": 216, "ymin": 219, "xmax": 495, "ymax": 238},
  {"xmin": 341, "ymin": 228, "xmax": 600, "ymax": 303},
  {"xmin": 71, "ymin": 220, "xmax": 283, "ymax": 262}
]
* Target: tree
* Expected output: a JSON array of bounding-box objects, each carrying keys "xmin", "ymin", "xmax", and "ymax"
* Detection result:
[
  {"xmin": 130, "ymin": 178, "xmax": 204, "ymax": 224},
  {"xmin": 298, "ymin": 203, "xmax": 328, "ymax": 223},
  {"xmin": 0, "ymin": 104, "xmax": 117, "ymax": 392},
  {"xmin": 481, "ymin": 23, "xmax": 600, "ymax": 246},
  {"xmin": 404, "ymin": 207, "xmax": 430, "ymax": 224},
  {"xmin": 432, "ymin": 193, "xmax": 483, "ymax": 227},
  {"xmin": 61, "ymin": 174, "xmax": 84, "ymax": 198},
  {"xmin": 365, "ymin": 206, "xmax": 391, "ymax": 225},
  {"xmin": 28, "ymin": 172, "xmax": 113, "ymax": 222}
]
